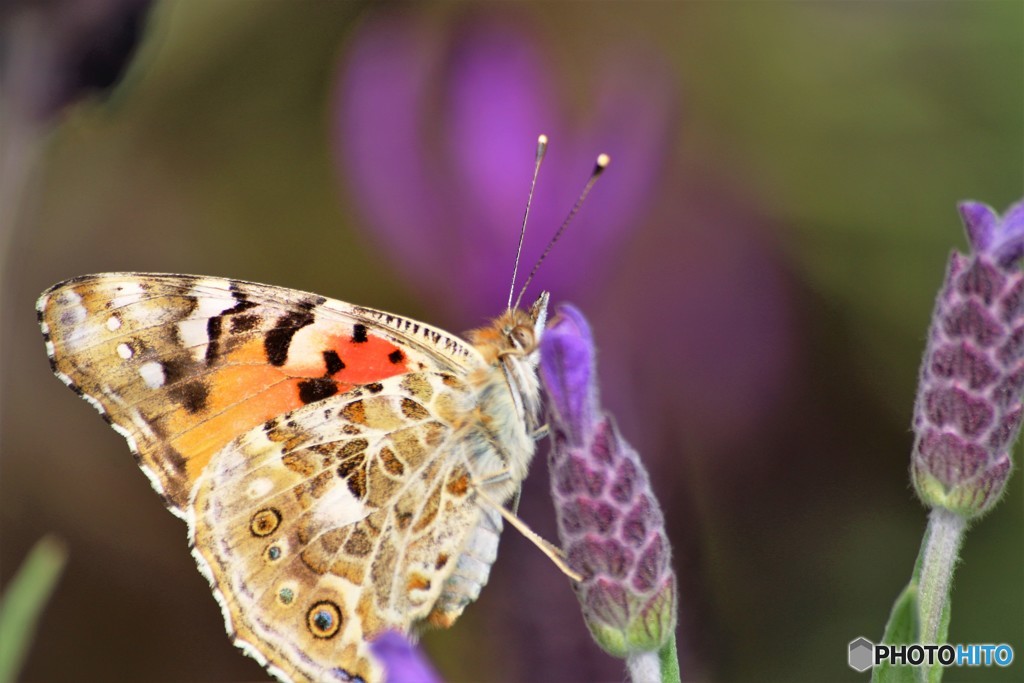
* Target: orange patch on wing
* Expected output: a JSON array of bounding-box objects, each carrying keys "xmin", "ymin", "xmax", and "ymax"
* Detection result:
[
  {"xmin": 284, "ymin": 325, "xmax": 409, "ymax": 384},
  {"xmin": 446, "ymin": 472, "xmax": 470, "ymax": 497},
  {"xmin": 407, "ymin": 573, "xmax": 431, "ymax": 591},
  {"xmin": 148, "ymin": 324, "xmax": 409, "ymax": 485},
  {"xmin": 163, "ymin": 338, "xmax": 355, "ymax": 482}
]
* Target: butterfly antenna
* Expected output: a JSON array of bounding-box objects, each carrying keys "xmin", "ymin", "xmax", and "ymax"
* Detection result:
[
  {"xmin": 508, "ymin": 134, "xmax": 549, "ymax": 311},
  {"xmin": 512, "ymin": 152, "xmax": 610, "ymax": 310}
]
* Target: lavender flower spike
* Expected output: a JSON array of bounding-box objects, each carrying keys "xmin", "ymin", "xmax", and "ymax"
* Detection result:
[
  {"xmin": 369, "ymin": 631, "xmax": 444, "ymax": 683},
  {"xmin": 540, "ymin": 305, "xmax": 677, "ymax": 663},
  {"xmin": 912, "ymin": 198, "xmax": 1024, "ymax": 518}
]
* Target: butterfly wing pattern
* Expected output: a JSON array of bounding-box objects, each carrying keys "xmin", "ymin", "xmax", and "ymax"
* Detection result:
[{"xmin": 38, "ymin": 273, "xmax": 549, "ymax": 683}]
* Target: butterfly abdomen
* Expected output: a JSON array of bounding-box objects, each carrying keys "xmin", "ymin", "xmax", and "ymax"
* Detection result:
[{"xmin": 426, "ymin": 505, "xmax": 503, "ymax": 628}]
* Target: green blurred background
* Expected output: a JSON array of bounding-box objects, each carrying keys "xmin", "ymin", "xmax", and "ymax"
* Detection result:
[{"xmin": 2, "ymin": 2, "xmax": 1021, "ymax": 681}]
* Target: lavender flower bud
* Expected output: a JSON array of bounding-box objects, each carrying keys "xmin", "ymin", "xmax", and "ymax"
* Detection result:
[
  {"xmin": 540, "ymin": 305, "xmax": 677, "ymax": 658},
  {"xmin": 912, "ymin": 199, "xmax": 1024, "ymax": 518},
  {"xmin": 370, "ymin": 631, "xmax": 443, "ymax": 683}
]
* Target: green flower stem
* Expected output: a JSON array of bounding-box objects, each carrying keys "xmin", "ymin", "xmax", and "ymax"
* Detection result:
[
  {"xmin": 658, "ymin": 637, "xmax": 681, "ymax": 683},
  {"xmin": 873, "ymin": 509, "xmax": 967, "ymax": 683},
  {"xmin": 917, "ymin": 508, "xmax": 965, "ymax": 648}
]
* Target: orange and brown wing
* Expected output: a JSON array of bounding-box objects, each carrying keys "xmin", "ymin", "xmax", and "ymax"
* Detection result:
[{"xmin": 37, "ymin": 273, "xmax": 481, "ymax": 514}]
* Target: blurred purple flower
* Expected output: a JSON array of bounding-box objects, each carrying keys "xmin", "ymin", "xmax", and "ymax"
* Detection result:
[
  {"xmin": 912, "ymin": 198, "xmax": 1024, "ymax": 518},
  {"xmin": 1, "ymin": 0, "xmax": 152, "ymax": 304},
  {"xmin": 1, "ymin": 0, "xmax": 151, "ymax": 122},
  {"xmin": 370, "ymin": 631, "xmax": 444, "ymax": 683},
  {"xmin": 540, "ymin": 304, "xmax": 677, "ymax": 661},
  {"xmin": 332, "ymin": 9, "xmax": 675, "ymax": 322}
]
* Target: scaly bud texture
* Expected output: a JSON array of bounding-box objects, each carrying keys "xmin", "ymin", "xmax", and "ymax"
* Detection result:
[
  {"xmin": 912, "ymin": 199, "xmax": 1024, "ymax": 518},
  {"xmin": 540, "ymin": 305, "xmax": 677, "ymax": 659}
]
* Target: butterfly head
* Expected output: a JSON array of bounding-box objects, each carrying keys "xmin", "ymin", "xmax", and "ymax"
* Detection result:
[{"xmin": 467, "ymin": 292, "xmax": 549, "ymax": 365}]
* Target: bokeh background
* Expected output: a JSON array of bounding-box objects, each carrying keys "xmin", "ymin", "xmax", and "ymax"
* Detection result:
[{"xmin": 2, "ymin": 2, "xmax": 1022, "ymax": 681}]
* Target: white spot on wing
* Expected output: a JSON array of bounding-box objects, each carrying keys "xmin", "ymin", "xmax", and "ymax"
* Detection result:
[
  {"xmin": 178, "ymin": 288, "xmax": 237, "ymax": 359},
  {"xmin": 139, "ymin": 361, "xmax": 165, "ymax": 389},
  {"xmin": 58, "ymin": 290, "xmax": 87, "ymax": 326},
  {"xmin": 106, "ymin": 315, "xmax": 122, "ymax": 331},
  {"xmin": 111, "ymin": 282, "xmax": 145, "ymax": 310},
  {"xmin": 312, "ymin": 476, "xmax": 369, "ymax": 528},
  {"xmin": 247, "ymin": 477, "xmax": 274, "ymax": 500},
  {"xmin": 116, "ymin": 343, "xmax": 133, "ymax": 359}
]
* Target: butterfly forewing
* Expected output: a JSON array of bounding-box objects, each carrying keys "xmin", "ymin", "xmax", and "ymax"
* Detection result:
[{"xmin": 38, "ymin": 273, "xmax": 483, "ymax": 512}]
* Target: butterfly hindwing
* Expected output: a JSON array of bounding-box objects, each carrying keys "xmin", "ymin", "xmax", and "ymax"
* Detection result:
[
  {"xmin": 37, "ymin": 273, "xmax": 484, "ymax": 514},
  {"xmin": 190, "ymin": 371, "xmax": 499, "ymax": 683}
]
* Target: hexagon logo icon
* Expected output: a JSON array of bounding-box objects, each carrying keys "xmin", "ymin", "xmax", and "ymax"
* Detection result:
[{"xmin": 849, "ymin": 637, "xmax": 874, "ymax": 672}]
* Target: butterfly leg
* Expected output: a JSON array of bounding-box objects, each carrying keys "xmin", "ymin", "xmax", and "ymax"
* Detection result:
[
  {"xmin": 472, "ymin": 468, "xmax": 523, "ymax": 515},
  {"xmin": 470, "ymin": 483, "xmax": 581, "ymax": 582},
  {"xmin": 531, "ymin": 424, "xmax": 549, "ymax": 441},
  {"xmin": 508, "ymin": 485, "xmax": 522, "ymax": 517}
]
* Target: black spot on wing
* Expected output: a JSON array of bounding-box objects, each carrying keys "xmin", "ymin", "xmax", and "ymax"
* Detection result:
[
  {"xmin": 388, "ymin": 349, "xmax": 404, "ymax": 364},
  {"xmin": 265, "ymin": 304, "xmax": 317, "ymax": 366},
  {"xmin": 298, "ymin": 378, "xmax": 338, "ymax": 404},
  {"xmin": 351, "ymin": 324, "xmax": 368, "ymax": 343},
  {"xmin": 206, "ymin": 295, "xmax": 257, "ymax": 364},
  {"xmin": 230, "ymin": 314, "xmax": 260, "ymax": 333},
  {"xmin": 224, "ymin": 297, "xmax": 258, "ymax": 316},
  {"xmin": 170, "ymin": 380, "xmax": 209, "ymax": 414},
  {"xmin": 205, "ymin": 316, "xmax": 222, "ymax": 364},
  {"xmin": 323, "ymin": 350, "xmax": 345, "ymax": 376},
  {"xmin": 161, "ymin": 358, "xmax": 190, "ymax": 385}
]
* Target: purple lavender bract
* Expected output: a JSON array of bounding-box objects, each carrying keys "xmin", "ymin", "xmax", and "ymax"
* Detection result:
[
  {"xmin": 912, "ymin": 199, "xmax": 1024, "ymax": 518},
  {"xmin": 369, "ymin": 631, "xmax": 443, "ymax": 683},
  {"xmin": 540, "ymin": 304, "xmax": 676, "ymax": 658}
]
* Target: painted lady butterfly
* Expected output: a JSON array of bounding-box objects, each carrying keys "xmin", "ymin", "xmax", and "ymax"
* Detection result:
[{"xmin": 37, "ymin": 273, "xmax": 549, "ymax": 682}]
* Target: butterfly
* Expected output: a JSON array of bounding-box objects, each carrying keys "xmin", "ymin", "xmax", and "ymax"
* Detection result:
[{"xmin": 37, "ymin": 272, "xmax": 550, "ymax": 683}]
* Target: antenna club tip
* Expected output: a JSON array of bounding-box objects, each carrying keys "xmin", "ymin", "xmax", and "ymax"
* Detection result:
[
  {"xmin": 597, "ymin": 153, "xmax": 611, "ymax": 167},
  {"xmin": 536, "ymin": 134, "xmax": 549, "ymax": 159}
]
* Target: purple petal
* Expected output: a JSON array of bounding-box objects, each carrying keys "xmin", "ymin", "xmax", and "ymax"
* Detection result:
[
  {"xmin": 370, "ymin": 631, "xmax": 443, "ymax": 683},
  {"xmin": 441, "ymin": 17, "xmax": 562, "ymax": 312},
  {"xmin": 1003, "ymin": 199, "xmax": 1024, "ymax": 233},
  {"xmin": 333, "ymin": 13, "xmax": 447, "ymax": 291},
  {"xmin": 993, "ymin": 199, "xmax": 1024, "ymax": 268},
  {"xmin": 539, "ymin": 304, "xmax": 597, "ymax": 445},
  {"xmin": 958, "ymin": 201, "xmax": 997, "ymax": 253},
  {"xmin": 445, "ymin": 17, "xmax": 558, "ymax": 235}
]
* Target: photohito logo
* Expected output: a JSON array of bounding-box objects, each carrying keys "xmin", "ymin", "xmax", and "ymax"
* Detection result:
[{"xmin": 848, "ymin": 637, "xmax": 1014, "ymax": 672}]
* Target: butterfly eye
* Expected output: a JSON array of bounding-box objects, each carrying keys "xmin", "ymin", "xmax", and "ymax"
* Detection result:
[{"xmin": 510, "ymin": 325, "xmax": 535, "ymax": 351}]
